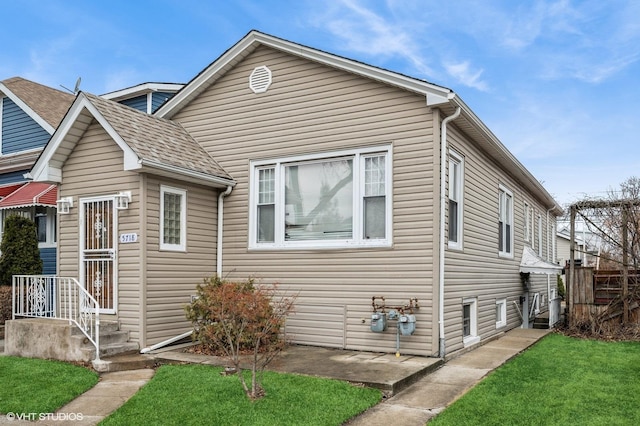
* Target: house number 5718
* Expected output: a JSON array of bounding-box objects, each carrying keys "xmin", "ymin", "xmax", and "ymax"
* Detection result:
[{"xmin": 119, "ymin": 233, "xmax": 138, "ymax": 243}]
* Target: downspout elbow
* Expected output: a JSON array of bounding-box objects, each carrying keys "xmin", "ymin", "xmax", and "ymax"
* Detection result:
[{"xmin": 217, "ymin": 185, "xmax": 233, "ymax": 278}]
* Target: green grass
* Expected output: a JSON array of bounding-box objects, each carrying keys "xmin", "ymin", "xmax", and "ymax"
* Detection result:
[
  {"xmin": 430, "ymin": 333, "xmax": 640, "ymax": 426},
  {"xmin": 0, "ymin": 356, "xmax": 99, "ymax": 414},
  {"xmin": 101, "ymin": 364, "xmax": 381, "ymax": 426}
]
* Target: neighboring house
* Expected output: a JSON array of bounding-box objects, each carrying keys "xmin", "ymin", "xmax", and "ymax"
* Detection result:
[
  {"xmin": 22, "ymin": 31, "xmax": 562, "ymax": 359},
  {"xmin": 0, "ymin": 77, "xmax": 74, "ymax": 274},
  {"xmin": 557, "ymin": 225, "xmax": 600, "ymax": 268},
  {"xmin": 101, "ymin": 82, "xmax": 184, "ymax": 114},
  {"xmin": 0, "ymin": 79, "xmax": 182, "ymax": 276}
]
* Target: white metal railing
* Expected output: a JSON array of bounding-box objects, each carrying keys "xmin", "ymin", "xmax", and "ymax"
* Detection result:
[
  {"xmin": 12, "ymin": 275, "xmax": 101, "ymax": 362},
  {"xmin": 549, "ymin": 297, "xmax": 562, "ymax": 327}
]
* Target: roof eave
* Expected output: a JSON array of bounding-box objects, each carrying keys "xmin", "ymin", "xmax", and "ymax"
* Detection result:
[
  {"xmin": 137, "ymin": 159, "xmax": 236, "ymax": 189},
  {"xmin": 447, "ymin": 95, "xmax": 563, "ymax": 216},
  {"xmin": 156, "ymin": 30, "xmax": 453, "ymax": 119}
]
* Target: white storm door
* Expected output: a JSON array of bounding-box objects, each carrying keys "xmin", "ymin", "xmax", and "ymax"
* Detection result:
[{"xmin": 80, "ymin": 197, "xmax": 117, "ymax": 314}]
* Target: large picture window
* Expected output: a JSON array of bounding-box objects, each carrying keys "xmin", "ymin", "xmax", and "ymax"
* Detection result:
[
  {"xmin": 250, "ymin": 146, "xmax": 392, "ymax": 249},
  {"xmin": 498, "ymin": 185, "xmax": 513, "ymax": 257},
  {"xmin": 160, "ymin": 186, "xmax": 186, "ymax": 251}
]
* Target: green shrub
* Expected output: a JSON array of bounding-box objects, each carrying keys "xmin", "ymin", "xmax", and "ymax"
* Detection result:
[
  {"xmin": 0, "ymin": 215, "xmax": 43, "ymax": 287},
  {"xmin": 557, "ymin": 274, "xmax": 566, "ymax": 300},
  {"xmin": 185, "ymin": 276, "xmax": 296, "ymax": 399},
  {"xmin": 0, "ymin": 285, "xmax": 12, "ymax": 325}
]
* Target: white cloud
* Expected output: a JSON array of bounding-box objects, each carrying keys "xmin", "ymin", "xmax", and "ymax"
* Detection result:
[{"xmin": 443, "ymin": 61, "xmax": 488, "ymax": 92}]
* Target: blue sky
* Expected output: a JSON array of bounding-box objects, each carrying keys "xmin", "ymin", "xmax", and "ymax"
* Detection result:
[{"xmin": 2, "ymin": 0, "xmax": 638, "ymax": 207}]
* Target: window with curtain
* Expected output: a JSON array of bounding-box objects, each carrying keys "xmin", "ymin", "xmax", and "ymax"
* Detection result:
[{"xmin": 250, "ymin": 146, "xmax": 392, "ymax": 249}]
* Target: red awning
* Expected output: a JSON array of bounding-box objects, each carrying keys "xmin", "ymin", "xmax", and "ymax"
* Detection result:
[
  {"xmin": 0, "ymin": 182, "xmax": 58, "ymax": 210},
  {"xmin": 0, "ymin": 183, "xmax": 25, "ymax": 198}
]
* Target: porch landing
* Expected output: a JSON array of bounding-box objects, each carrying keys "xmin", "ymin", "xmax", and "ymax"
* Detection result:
[{"xmin": 3, "ymin": 318, "xmax": 138, "ymax": 362}]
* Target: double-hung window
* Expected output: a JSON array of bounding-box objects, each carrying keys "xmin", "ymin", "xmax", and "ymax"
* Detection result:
[
  {"xmin": 537, "ymin": 214, "xmax": 543, "ymax": 256},
  {"xmin": 498, "ymin": 185, "xmax": 513, "ymax": 257},
  {"xmin": 448, "ymin": 150, "xmax": 463, "ymax": 249},
  {"xmin": 250, "ymin": 146, "xmax": 392, "ymax": 249},
  {"xmin": 160, "ymin": 185, "xmax": 186, "ymax": 251}
]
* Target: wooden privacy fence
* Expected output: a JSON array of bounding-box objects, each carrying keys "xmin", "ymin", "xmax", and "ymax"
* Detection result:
[{"xmin": 570, "ymin": 267, "xmax": 640, "ymax": 325}]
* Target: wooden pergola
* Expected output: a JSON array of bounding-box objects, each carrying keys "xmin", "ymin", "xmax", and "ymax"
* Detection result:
[{"xmin": 568, "ymin": 199, "xmax": 640, "ymax": 325}]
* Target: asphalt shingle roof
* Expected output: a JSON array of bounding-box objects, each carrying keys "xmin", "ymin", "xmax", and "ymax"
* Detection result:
[
  {"xmin": 1, "ymin": 77, "xmax": 75, "ymax": 128},
  {"xmin": 83, "ymin": 92, "xmax": 231, "ymax": 181}
]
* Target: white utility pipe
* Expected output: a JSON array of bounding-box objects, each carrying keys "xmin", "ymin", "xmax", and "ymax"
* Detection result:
[
  {"xmin": 217, "ymin": 185, "xmax": 233, "ymax": 277},
  {"xmin": 438, "ymin": 106, "xmax": 461, "ymax": 358},
  {"xmin": 140, "ymin": 330, "xmax": 193, "ymax": 354}
]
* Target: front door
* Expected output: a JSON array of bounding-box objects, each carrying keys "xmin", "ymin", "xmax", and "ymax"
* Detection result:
[{"xmin": 80, "ymin": 197, "xmax": 117, "ymax": 314}]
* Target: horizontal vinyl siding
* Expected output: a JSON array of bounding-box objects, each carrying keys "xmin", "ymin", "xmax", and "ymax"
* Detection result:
[
  {"xmin": 144, "ymin": 176, "xmax": 218, "ymax": 346},
  {"xmin": 1, "ymin": 98, "xmax": 50, "ymax": 154},
  {"xmin": 0, "ymin": 170, "xmax": 27, "ymax": 185},
  {"xmin": 172, "ymin": 46, "xmax": 437, "ymax": 356},
  {"xmin": 119, "ymin": 95, "xmax": 148, "ymax": 113},
  {"xmin": 443, "ymin": 125, "xmax": 558, "ymax": 354},
  {"xmin": 59, "ymin": 120, "xmax": 141, "ymax": 341},
  {"xmin": 151, "ymin": 92, "xmax": 175, "ymax": 112}
]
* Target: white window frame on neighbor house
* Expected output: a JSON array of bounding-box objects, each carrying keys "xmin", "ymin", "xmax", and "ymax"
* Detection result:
[
  {"xmin": 524, "ymin": 202, "xmax": 531, "ymax": 243},
  {"xmin": 448, "ymin": 149, "xmax": 464, "ymax": 250},
  {"xmin": 160, "ymin": 185, "xmax": 187, "ymax": 251},
  {"xmin": 462, "ymin": 297, "xmax": 479, "ymax": 346},
  {"xmin": 496, "ymin": 298, "xmax": 507, "ymax": 329},
  {"xmin": 537, "ymin": 213, "xmax": 543, "ymax": 256},
  {"xmin": 498, "ymin": 185, "xmax": 514, "ymax": 258},
  {"xmin": 0, "ymin": 207, "xmax": 56, "ymax": 249},
  {"xmin": 249, "ymin": 145, "xmax": 393, "ymax": 250}
]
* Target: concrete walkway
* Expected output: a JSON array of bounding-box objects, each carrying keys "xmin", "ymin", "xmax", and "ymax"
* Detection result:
[
  {"xmin": 0, "ymin": 368, "xmax": 154, "ymax": 426},
  {"xmin": 0, "ymin": 327, "xmax": 549, "ymax": 425},
  {"xmin": 347, "ymin": 328, "xmax": 550, "ymax": 425}
]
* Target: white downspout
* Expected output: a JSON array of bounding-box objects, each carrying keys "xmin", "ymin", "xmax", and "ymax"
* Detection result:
[
  {"xmin": 438, "ymin": 106, "xmax": 461, "ymax": 358},
  {"xmin": 217, "ymin": 186, "xmax": 233, "ymax": 277}
]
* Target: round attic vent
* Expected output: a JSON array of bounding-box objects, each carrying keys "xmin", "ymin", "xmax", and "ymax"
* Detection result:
[{"xmin": 249, "ymin": 65, "xmax": 272, "ymax": 93}]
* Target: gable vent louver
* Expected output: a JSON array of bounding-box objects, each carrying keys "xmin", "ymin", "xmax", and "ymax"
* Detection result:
[{"xmin": 249, "ymin": 65, "xmax": 272, "ymax": 93}]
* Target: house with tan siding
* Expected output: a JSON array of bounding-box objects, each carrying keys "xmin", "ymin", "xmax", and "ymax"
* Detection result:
[{"xmin": 12, "ymin": 31, "xmax": 563, "ymax": 361}]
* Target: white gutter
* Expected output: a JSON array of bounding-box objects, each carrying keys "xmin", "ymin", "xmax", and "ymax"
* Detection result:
[
  {"xmin": 438, "ymin": 106, "xmax": 461, "ymax": 358},
  {"xmin": 217, "ymin": 185, "xmax": 233, "ymax": 277}
]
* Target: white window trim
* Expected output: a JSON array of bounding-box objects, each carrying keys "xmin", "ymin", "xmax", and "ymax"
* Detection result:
[
  {"xmin": 537, "ymin": 213, "xmax": 543, "ymax": 257},
  {"xmin": 36, "ymin": 207, "xmax": 57, "ymax": 248},
  {"xmin": 498, "ymin": 185, "xmax": 514, "ymax": 258},
  {"xmin": 524, "ymin": 202, "xmax": 531, "ymax": 243},
  {"xmin": 248, "ymin": 145, "xmax": 393, "ymax": 250},
  {"xmin": 160, "ymin": 185, "xmax": 187, "ymax": 252},
  {"xmin": 463, "ymin": 297, "xmax": 480, "ymax": 346},
  {"xmin": 448, "ymin": 149, "xmax": 464, "ymax": 250},
  {"xmin": 496, "ymin": 298, "xmax": 507, "ymax": 329}
]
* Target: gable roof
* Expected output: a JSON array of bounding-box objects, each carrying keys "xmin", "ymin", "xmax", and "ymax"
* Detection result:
[
  {"xmin": 156, "ymin": 30, "xmax": 454, "ymax": 120},
  {"xmin": 155, "ymin": 30, "xmax": 562, "ymax": 216},
  {"xmin": 29, "ymin": 92, "xmax": 234, "ymax": 189},
  {"xmin": 0, "ymin": 77, "xmax": 75, "ymax": 134}
]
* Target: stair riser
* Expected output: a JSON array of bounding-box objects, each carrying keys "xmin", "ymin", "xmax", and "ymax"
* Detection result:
[{"xmin": 72, "ymin": 330, "xmax": 130, "ymax": 347}]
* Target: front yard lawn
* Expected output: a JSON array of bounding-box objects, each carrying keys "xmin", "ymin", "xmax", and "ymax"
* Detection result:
[
  {"xmin": 430, "ymin": 333, "xmax": 640, "ymax": 425},
  {"xmin": 101, "ymin": 364, "xmax": 381, "ymax": 425},
  {"xmin": 0, "ymin": 356, "xmax": 98, "ymax": 415}
]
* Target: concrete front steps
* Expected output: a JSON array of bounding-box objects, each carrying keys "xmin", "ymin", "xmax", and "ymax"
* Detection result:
[
  {"xmin": 77, "ymin": 320, "xmax": 139, "ymax": 361},
  {"xmin": 4, "ymin": 318, "xmax": 140, "ymax": 365},
  {"xmin": 93, "ymin": 351, "xmax": 157, "ymax": 373}
]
